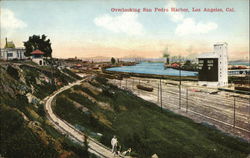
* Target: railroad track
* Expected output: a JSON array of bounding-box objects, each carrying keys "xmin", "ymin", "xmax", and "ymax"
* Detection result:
[{"xmin": 110, "ymin": 78, "xmax": 250, "ymax": 140}]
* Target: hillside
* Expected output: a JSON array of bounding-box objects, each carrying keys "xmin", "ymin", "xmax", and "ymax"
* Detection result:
[
  {"xmin": 54, "ymin": 76, "xmax": 250, "ymax": 158},
  {"xmin": 0, "ymin": 62, "xmax": 93, "ymax": 158}
]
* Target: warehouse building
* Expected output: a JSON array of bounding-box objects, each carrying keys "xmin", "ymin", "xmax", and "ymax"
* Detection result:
[{"xmin": 197, "ymin": 43, "xmax": 228, "ymax": 87}]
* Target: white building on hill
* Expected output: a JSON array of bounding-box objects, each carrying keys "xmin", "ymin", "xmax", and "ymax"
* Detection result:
[
  {"xmin": 197, "ymin": 43, "xmax": 228, "ymax": 87},
  {"xmin": 31, "ymin": 49, "xmax": 48, "ymax": 66},
  {"xmin": 0, "ymin": 38, "xmax": 27, "ymax": 60}
]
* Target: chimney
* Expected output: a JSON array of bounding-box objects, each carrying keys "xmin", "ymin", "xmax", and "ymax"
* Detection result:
[{"xmin": 5, "ymin": 37, "xmax": 7, "ymax": 46}]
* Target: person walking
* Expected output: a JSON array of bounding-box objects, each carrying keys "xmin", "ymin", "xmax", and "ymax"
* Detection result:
[{"xmin": 111, "ymin": 135, "xmax": 118, "ymax": 153}]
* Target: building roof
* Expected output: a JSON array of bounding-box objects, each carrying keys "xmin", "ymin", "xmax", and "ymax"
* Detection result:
[
  {"xmin": 4, "ymin": 41, "xmax": 15, "ymax": 49},
  {"xmin": 198, "ymin": 52, "xmax": 218, "ymax": 59},
  {"xmin": 214, "ymin": 42, "xmax": 228, "ymax": 46},
  {"xmin": 31, "ymin": 49, "xmax": 45, "ymax": 55}
]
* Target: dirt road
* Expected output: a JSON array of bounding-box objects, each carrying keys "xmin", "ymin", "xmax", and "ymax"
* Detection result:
[{"xmin": 44, "ymin": 78, "xmax": 116, "ymax": 158}]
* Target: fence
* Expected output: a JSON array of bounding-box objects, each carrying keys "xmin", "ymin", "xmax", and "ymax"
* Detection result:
[{"xmin": 110, "ymin": 78, "xmax": 250, "ymax": 137}]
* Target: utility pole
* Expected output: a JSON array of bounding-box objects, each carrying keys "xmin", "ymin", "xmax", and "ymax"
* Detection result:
[
  {"xmin": 50, "ymin": 57, "xmax": 55, "ymax": 87},
  {"xmin": 126, "ymin": 79, "xmax": 128, "ymax": 88},
  {"xmin": 160, "ymin": 78, "xmax": 163, "ymax": 112},
  {"xmin": 233, "ymin": 97, "xmax": 236, "ymax": 128},
  {"xmin": 186, "ymin": 88, "xmax": 188, "ymax": 112},
  {"xmin": 132, "ymin": 78, "xmax": 134, "ymax": 90},
  {"xmin": 157, "ymin": 83, "xmax": 160, "ymax": 103},
  {"xmin": 138, "ymin": 79, "xmax": 140, "ymax": 95},
  {"xmin": 179, "ymin": 67, "xmax": 182, "ymax": 109}
]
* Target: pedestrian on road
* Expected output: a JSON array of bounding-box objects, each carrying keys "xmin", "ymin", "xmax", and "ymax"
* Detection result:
[{"xmin": 111, "ymin": 135, "xmax": 118, "ymax": 153}]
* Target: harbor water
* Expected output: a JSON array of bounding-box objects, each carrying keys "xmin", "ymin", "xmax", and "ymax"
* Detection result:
[{"xmin": 106, "ymin": 62, "xmax": 198, "ymax": 76}]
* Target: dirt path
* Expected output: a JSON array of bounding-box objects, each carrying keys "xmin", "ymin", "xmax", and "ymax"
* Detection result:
[{"xmin": 44, "ymin": 78, "xmax": 116, "ymax": 158}]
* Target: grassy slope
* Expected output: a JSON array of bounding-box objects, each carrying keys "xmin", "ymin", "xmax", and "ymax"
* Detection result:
[
  {"xmin": 54, "ymin": 77, "xmax": 250, "ymax": 158},
  {"xmin": 0, "ymin": 63, "xmax": 96, "ymax": 158},
  {"xmin": 0, "ymin": 105, "xmax": 58, "ymax": 158}
]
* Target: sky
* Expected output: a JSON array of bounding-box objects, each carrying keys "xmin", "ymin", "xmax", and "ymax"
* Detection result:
[{"xmin": 0, "ymin": 0, "xmax": 249, "ymax": 60}]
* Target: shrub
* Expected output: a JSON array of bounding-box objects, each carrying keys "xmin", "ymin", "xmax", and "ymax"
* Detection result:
[{"xmin": 7, "ymin": 66, "xmax": 19, "ymax": 80}]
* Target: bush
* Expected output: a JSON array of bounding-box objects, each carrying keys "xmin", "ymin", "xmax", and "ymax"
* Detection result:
[
  {"xmin": 7, "ymin": 66, "xmax": 19, "ymax": 80},
  {"xmin": 0, "ymin": 106, "xmax": 58, "ymax": 158},
  {"xmin": 63, "ymin": 68, "xmax": 82, "ymax": 80},
  {"xmin": 95, "ymin": 76, "xmax": 108, "ymax": 84},
  {"xmin": 54, "ymin": 77, "xmax": 250, "ymax": 158},
  {"xmin": 37, "ymin": 104, "xmax": 45, "ymax": 117}
]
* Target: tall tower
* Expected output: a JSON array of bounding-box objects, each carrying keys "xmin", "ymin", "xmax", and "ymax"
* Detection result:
[
  {"xmin": 214, "ymin": 42, "xmax": 228, "ymax": 86},
  {"xmin": 198, "ymin": 43, "xmax": 228, "ymax": 87}
]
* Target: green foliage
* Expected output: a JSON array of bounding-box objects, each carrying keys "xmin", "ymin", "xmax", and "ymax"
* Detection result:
[
  {"xmin": 33, "ymin": 82, "xmax": 57, "ymax": 99},
  {"xmin": 6, "ymin": 66, "xmax": 19, "ymax": 80},
  {"xmin": 62, "ymin": 68, "xmax": 82, "ymax": 80},
  {"xmin": 95, "ymin": 76, "xmax": 108, "ymax": 84},
  {"xmin": 37, "ymin": 104, "xmax": 45, "ymax": 117},
  {"xmin": 15, "ymin": 94, "xmax": 29, "ymax": 109},
  {"xmin": 23, "ymin": 34, "xmax": 52, "ymax": 57},
  {"xmin": 184, "ymin": 60, "xmax": 192, "ymax": 66},
  {"xmin": 0, "ymin": 64, "xmax": 93, "ymax": 158},
  {"xmin": 55, "ymin": 94, "xmax": 111, "ymax": 133},
  {"xmin": 182, "ymin": 60, "xmax": 198, "ymax": 71},
  {"xmin": 111, "ymin": 57, "xmax": 116, "ymax": 64},
  {"xmin": 62, "ymin": 137, "xmax": 97, "ymax": 158},
  {"xmin": 0, "ymin": 106, "xmax": 58, "ymax": 158},
  {"xmin": 55, "ymin": 78, "xmax": 250, "ymax": 158}
]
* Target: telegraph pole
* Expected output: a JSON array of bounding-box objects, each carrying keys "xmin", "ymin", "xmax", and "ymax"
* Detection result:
[
  {"xmin": 160, "ymin": 78, "xmax": 163, "ymax": 112},
  {"xmin": 179, "ymin": 66, "xmax": 182, "ymax": 109},
  {"xmin": 138, "ymin": 79, "xmax": 140, "ymax": 95},
  {"xmin": 126, "ymin": 79, "xmax": 128, "ymax": 88},
  {"xmin": 50, "ymin": 57, "xmax": 55, "ymax": 88},
  {"xmin": 132, "ymin": 78, "xmax": 134, "ymax": 89},
  {"xmin": 186, "ymin": 88, "xmax": 188, "ymax": 112},
  {"xmin": 233, "ymin": 97, "xmax": 236, "ymax": 128},
  {"xmin": 157, "ymin": 83, "xmax": 160, "ymax": 103}
]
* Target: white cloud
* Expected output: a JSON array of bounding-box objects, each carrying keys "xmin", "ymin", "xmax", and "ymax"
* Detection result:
[
  {"xmin": 166, "ymin": 0, "xmax": 184, "ymax": 22},
  {"xmin": 175, "ymin": 18, "xmax": 218, "ymax": 36},
  {"xmin": 94, "ymin": 12, "xmax": 144, "ymax": 35},
  {"xmin": 0, "ymin": 8, "xmax": 27, "ymax": 29},
  {"xmin": 166, "ymin": 1, "xmax": 217, "ymax": 36}
]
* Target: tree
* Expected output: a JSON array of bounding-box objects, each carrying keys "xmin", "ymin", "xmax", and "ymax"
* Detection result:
[
  {"xmin": 23, "ymin": 35, "xmax": 52, "ymax": 57},
  {"xmin": 183, "ymin": 60, "xmax": 196, "ymax": 71},
  {"xmin": 111, "ymin": 57, "xmax": 116, "ymax": 64},
  {"xmin": 184, "ymin": 60, "xmax": 191, "ymax": 67}
]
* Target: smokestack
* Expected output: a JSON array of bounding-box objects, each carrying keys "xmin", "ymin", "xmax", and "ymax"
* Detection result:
[{"xmin": 5, "ymin": 37, "xmax": 7, "ymax": 46}]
